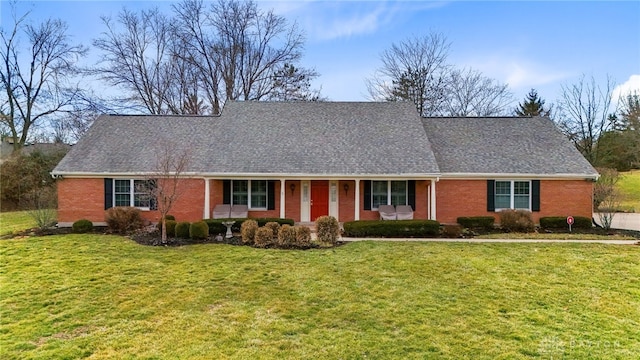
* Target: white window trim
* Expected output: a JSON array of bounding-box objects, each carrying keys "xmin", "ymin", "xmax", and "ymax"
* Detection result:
[
  {"xmin": 230, "ymin": 180, "xmax": 269, "ymax": 210},
  {"xmin": 371, "ymin": 180, "xmax": 408, "ymax": 210},
  {"xmin": 113, "ymin": 179, "xmax": 152, "ymax": 211},
  {"xmin": 495, "ymin": 180, "xmax": 531, "ymax": 211}
]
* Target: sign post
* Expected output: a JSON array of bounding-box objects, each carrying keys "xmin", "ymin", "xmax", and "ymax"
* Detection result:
[{"xmin": 567, "ymin": 216, "xmax": 574, "ymax": 233}]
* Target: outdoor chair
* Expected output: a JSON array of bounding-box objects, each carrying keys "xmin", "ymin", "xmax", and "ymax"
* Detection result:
[
  {"xmin": 396, "ymin": 205, "xmax": 414, "ymax": 220},
  {"xmin": 212, "ymin": 204, "xmax": 231, "ymax": 219},
  {"xmin": 378, "ymin": 205, "xmax": 397, "ymax": 220},
  {"xmin": 230, "ymin": 204, "xmax": 249, "ymax": 218}
]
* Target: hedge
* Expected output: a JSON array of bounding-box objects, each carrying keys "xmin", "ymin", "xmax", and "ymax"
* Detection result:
[
  {"xmin": 540, "ymin": 216, "xmax": 592, "ymax": 230},
  {"xmin": 204, "ymin": 217, "xmax": 295, "ymax": 235},
  {"xmin": 456, "ymin": 216, "xmax": 495, "ymax": 231},
  {"xmin": 343, "ymin": 220, "xmax": 440, "ymax": 238}
]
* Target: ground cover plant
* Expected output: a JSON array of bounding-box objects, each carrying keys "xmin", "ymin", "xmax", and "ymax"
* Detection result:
[
  {"xmin": 618, "ymin": 169, "xmax": 640, "ymax": 212},
  {"xmin": 1, "ymin": 235, "xmax": 639, "ymax": 359}
]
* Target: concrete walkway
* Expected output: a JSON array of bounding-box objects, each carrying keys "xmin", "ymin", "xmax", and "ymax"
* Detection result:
[{"xmin": 341, "ymin": 237, "xmax": 638, "ymax": 245}]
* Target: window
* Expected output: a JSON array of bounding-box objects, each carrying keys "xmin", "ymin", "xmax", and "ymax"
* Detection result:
[
  {"xmin": 230, "ymin": 180, "xmax": 269, "ymax": 209},
  {"xmin": 372, "ymin": 180, "xmax": 408, "ymax": 209},
  {"xmin": 495, "ymin": 180, "xmax": 530, "ymax": 210},
  {"xmin": 113, "ymin": 179, "xmax": 154, "ymax": 209}
]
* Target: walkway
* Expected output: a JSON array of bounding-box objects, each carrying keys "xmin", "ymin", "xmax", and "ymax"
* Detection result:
[{"xmin": 593, "ymin": 212, "xmax": 640, "ymax": 231}]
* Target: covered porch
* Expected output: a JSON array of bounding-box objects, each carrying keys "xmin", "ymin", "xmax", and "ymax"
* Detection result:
[{"xmin": 201, "ymin": 177, "xmax": 439, "ymax": 223}]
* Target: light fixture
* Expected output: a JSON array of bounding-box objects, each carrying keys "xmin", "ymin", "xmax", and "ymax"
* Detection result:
[
  {"xmin": 343, "ymin": 183, "xmax": 349, "ymax": 195},
  {"xmin": 290, "ymin": 183, "xmax": 296, "ymax": 195}
]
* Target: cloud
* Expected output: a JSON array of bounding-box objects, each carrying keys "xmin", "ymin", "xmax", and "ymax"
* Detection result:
[
  {"xmin": 462, "ymin": 55, "xmax": 571, "ymax": 90},
  {"xmin": 612, "ymin": 74, "xmax": 640, "ymax": 101}
]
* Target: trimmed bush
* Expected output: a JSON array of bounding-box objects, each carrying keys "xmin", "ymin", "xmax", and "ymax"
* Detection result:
[
  {"xmin": 72, "ymin": 219, "xmax": 93, "ymax": 234},
  {"xmin": 499, "ymin": 210, "xmax": 535, "ymax": 233},
  {"xmin": 442, "ymin": 224, "xmax": 462, "ymax": 238},
  {"xmin": 277, "ymin": 224, "xmax": 296, "ymax": 247},
  {"xmin": 203, "ymin": 218, "xmax": 295, "ymax": 235},
  {"xmin": 295, "ymin": 226, "xmax": 312, "ymax": 247},
  {"xmin": 254, "ymin": 226, "xmax": 274, "ymax": 248},
  {"xmin": 105, "ymin": 206, "xmax": 143, "ymax": 234},
  {"xmin": 316, "ymin": 216, "xmax": 340, "ymax": 245},
  {"xmin": 343, "ymin": 220, "xmax": 441, "ymax": 238},
  {"xmin": 190, "ymin": 221, "xmax": 209, "ymax": 240},
  {"xmin": 457, "ymin": 216, "xmax": 495, "ymax": 231},
  {"xmin": 540, "ymin": 216, "xmax": 592, "ymax": 230},
  {"xmin": 241, "ymin": 219, "xmax": 258, "ymax": 244},
  {"xmin": 164, "ymin": 220, "xmax": 177, "ymax": 237},
  {"xmin": 163, "ymin": 214, "xmax": 176, "ymax": 221},
  {"xmin": 264, "ymin": 222, "xmax": 281, "ymax": 238},
  {"xmin": 175, "ymin": 221, "xmax": 191, "ymax": 239}
]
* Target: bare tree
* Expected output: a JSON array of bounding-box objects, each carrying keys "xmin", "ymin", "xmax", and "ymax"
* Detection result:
[
  {"xmin": 593, "ymin": 167, "xmax": 620, "ymax": 230},
  {"xmin": 444, "ymin": 68, "xmax": 513, "ymax": 116},
  {"xmin": 556, "ymin": 74, "xmax": 616, "ymax": 165},
  {"xmin": 1, "ymin": 5, "xmax": 88, "ymax": 149},
  {"xmin": 148, "ymin": 143, "xmax": 191, "ymax": 244},
  {"xmin": 366, "ymin": 33, "xmax": 450, "ymax": 116}
]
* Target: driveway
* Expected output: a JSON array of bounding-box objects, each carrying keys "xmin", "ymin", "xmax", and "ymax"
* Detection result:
[{"xmin": 594, "ymin": 212, "xmax": 640, "ymax": 231}]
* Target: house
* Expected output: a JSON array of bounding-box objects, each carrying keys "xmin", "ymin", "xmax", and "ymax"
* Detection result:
[{"xmin": 52, "ymin": 101, "xmax": 598, "ymax": 226}]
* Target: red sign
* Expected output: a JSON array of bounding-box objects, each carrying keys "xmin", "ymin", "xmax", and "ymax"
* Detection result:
[{"xmin": 567, "ymin": 216, "xmax": 574, "ymax": 225}]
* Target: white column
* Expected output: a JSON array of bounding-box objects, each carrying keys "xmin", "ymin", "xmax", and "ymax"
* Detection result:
[
  {"xmin": 203, "ymin": 178, "xmax": 210, "ymax": 219},
  {"xmin": 430, "ymin": 179, "xmax": 437, "ymax": 220},
  {"xmin": 280, "ymin": 179, "xmax": 286, "ymax": 218},
  {"xmin": 354, "ymin": 179, "xmax": 360, "ymax": 221}
]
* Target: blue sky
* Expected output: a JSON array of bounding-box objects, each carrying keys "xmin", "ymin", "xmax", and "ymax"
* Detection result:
[{"xmin": 2, "ymin": 0, "xmax": 639, "ymax": 108}]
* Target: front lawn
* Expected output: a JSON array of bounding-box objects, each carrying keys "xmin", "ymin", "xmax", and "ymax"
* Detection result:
[
  {"xmin": 1, "ymin": 235, "xmax": 638, "ymax": 359},
  {"xmin": 618, "ymin": 169, "xmax": 640, "ymax": 212},
  {"xmin": 0, "ymin": 211, "xmax": 36, "ymax": 235}
]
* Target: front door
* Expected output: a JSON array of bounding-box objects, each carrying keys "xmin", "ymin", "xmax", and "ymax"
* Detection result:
[{"xmin": 310, "ymin": 180, "xmax": 329, "ymax": 221}]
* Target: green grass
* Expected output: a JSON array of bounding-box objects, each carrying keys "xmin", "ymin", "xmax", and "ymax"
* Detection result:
[
  {"xmin": 1, "ymin": 235, "xmax": 639, "ymax": 359},
  {"xmin": 0, "ymin": 211, "xmax": 36, "ymax": 235},
  {"xmin": 618, "ymin": 169, "xmax": 640, "ymax": 212},
  {"xmin": 476, "ymin": 232, "xmax": 637, "ymax": 240}
]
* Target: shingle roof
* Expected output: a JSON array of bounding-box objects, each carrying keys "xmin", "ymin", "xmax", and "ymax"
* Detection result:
[
  {"xmin": 421, "ymin": 116, "xmax": 598, "ymax": 176},
  {"xmin": 53, "ymin": 101, "xmax": 440, "ymax": 177}
]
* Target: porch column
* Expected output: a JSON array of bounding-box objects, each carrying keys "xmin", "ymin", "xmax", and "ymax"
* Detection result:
[
  {"xmin": 280, "ymin": 179, "xmax": 286, "ymax": 218},
  {"xmin": 203, "ymin": 178, "xmax": 210, "ymax": 219},
  {"xmin": 430, "ymin": 179, "xmax": 436, "ymax": 221},
  {"xmin": 354, "ymin": 179, "xmax": 360, "ymax": 221}
]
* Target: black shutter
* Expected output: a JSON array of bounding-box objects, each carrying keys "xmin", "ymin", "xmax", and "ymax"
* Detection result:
[
  {"xmin": 364, "ymin": 180, "xmax": 372, "ymax": 210},
  {"xmin": 407, "ymin": 180, "xmax": 416, "ymax": 210},
  {"xmin": 487, "ymin": 180, "xmax": 495, "ymax": 212},
  {"xmin": 223, "ymin": 180, "xmax": 231, "ymax": 204},
  {"xmin": 531, "ymin": 180, "xmax": 540, "ymax": 212},
  {"xmin": 104, "ymin": 178, "xmax": 113, "ymax": 209},
  {"xmin": 267, "ymin": 181, "xmax": 275, "ymax": 210},
  {"xmin": 149, "ymin": 179, "xmax": 158, "ymax": 210}
]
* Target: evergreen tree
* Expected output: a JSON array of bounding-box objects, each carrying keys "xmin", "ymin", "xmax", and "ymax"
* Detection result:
[{"xmin": 515, "ymin": 89, "xmax": 551, "ymax": 117}]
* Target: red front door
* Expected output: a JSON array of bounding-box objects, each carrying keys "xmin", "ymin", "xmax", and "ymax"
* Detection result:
[{"xmin": 310, "ymin": 180, "xmax": 329, "ymax": 221}]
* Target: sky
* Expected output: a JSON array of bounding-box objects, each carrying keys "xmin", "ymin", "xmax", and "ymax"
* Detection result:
[{"xmin": 2, "ymin": 0, "xmax": 639, "ymax": 109}]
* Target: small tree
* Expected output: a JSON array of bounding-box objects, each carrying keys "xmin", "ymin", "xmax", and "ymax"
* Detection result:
[
  {"xmin": 148, "ymin": 142, "xmax": 191, "ymax": 244},
  {"xmin": 593, "ymin": 168, "xmax": 621, "ymax": 230}
]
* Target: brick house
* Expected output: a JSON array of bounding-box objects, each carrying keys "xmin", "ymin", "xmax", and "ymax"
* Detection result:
[{"xmin": 52, "ymin": 101, "xmax": 598, "ymax": 226}]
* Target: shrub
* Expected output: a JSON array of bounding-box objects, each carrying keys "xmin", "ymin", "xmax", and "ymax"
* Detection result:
[
  {"xmin": 343, "ymin": 220, "xmax": 441, "ymax": 238},
  {"xmin": 72, "ymin": 219, "xmax": 93, "ymax": 234},
  {"xmin": 254, "ymin": 226, "xmax": 274, "ymax": 248},
  {"xmin": 241, "ymin": 219, "xmax": 258, "ymax": 244},
  {"xmin": 164, "ymin": 220, "xmax": 177, "ymax": 237},
  {"xmin": 255, "ymin": 218, "xmax": 295, "ymax": 227},
  {"xmin": 264, "ymin": 222, "xmax": 281, "ymax": 238},
  {"xmin": 442, "ymin": 224, "xmax": 462, "ymax": 238},
  {"xmin": 175, "ymin": 221, "xmax": 191, "ymax": 238},
  {"xmin": 295, "ymin": 226, "xmax": 312, "ymax": 247},
  {"xmin": 189, "ymin": 221, "xmax": 209, "ymax": 240},
  {"xmin": 163, "ymin": 214, "xmax": 176, "ymax": 221},
  {"xmin": 457, "ymin": 216, "xmax": 495, "ymax": 231},
  {"xmin": 539, "ymin": 216, "xmax": 592, "ymax": 230},
  {"xmin": 203, "ymin": 218, "xmax": 295, "ymax": 236},
  {"xmin": 105, "ymin": 206, "xmax": 143, "ymax": 234},
  {"xmin": 499, "ymin": 210, "xmax": 535, "ymax": 233},
  {"xmin": 277, "ymin": 224, "xmax": 296, "ymax": 247},
  {"xmin": 316, "ymin": 216, "xmax": 340, "ymax": 245}
]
